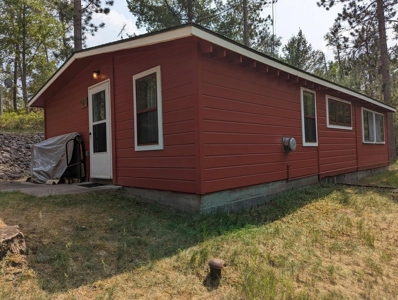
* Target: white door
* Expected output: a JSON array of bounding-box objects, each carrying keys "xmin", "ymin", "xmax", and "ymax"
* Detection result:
[{"xmin": 88, "ymin": 80, "xmax": 112, "ymax": 179}]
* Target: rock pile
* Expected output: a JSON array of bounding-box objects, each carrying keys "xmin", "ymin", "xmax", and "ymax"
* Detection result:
[{"xmin": 0, "ymin": 133, "xmax": 44, "ymax": 181}]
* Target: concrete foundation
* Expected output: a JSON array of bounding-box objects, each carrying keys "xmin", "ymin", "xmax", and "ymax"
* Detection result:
[
  {"xmin": 321, "ymin": 166, "xmax": 389, "ymax": 184},
  {"xmin": 126, "ymin": 175, "xmax": 319, "ymax": 214},
  {"xmin": 125, "ymin": 165, "xmax": 389, "ymax": 213},
  {"xmin": 125, "ymin": 187, "xmax": 201, "ymax": 213},
  {"xmin": 200, "ymin": 175, "xmax": 318, "ymax": 213}
]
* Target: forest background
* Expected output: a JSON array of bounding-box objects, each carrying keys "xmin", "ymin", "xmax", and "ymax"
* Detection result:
[{"xmin": 1, "ymin": 0, "xmax": 397, "ymax": 156}]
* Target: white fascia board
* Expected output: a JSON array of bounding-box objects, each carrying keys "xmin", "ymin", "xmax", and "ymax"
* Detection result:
[
  {"xmin": 29, "ymin": 27, "xmax": 193, "ymax": 107},
  {"xmin": 30, "ymin": 25, "xmax": 396, "ymax": 113},
  {"xmin": 191, "ymin": 27, "xmax": 396, "ymax": 113},
  {"xmin": 74, "ymin": 27, "xmax": 193, "ymax": 59}
]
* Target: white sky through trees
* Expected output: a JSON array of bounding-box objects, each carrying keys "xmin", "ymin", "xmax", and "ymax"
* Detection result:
[{"xmin": 86, "ymin": 0, "xmax": 343, "ymax": 61}]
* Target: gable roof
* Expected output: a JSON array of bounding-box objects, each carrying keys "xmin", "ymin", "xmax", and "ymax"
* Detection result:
[{"xmin": 29, "ymin": 23, "xmax": 396, "ymax": 112}]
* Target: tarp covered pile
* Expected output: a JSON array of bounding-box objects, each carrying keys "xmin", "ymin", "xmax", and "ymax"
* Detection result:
[{"xmin": 30, "ymin": 132, "xmax": 79, "ymax": 184}]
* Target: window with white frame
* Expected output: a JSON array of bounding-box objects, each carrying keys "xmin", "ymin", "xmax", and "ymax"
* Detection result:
[
  {"xmin": 301, "ymin": 88, "xmax": 318, "ymax": 146},
  {"xmin": 133, "ymin": 66, "xmax": 163, "ymax": 151},
  {"xmin": 326, "ymin": 96, "xmax": 352, "ymax": 130},
  {"xmin": 362, "ymin": 108, "xmax": 385, "ymax": 144}
]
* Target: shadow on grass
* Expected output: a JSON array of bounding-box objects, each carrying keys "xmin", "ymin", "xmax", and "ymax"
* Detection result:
[{"xmin": 0, "ymin": 184, "xmax": 349, "ymax": 293}]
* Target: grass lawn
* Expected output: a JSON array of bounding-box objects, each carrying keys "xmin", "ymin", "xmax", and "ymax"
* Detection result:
[
  {"xmin": 1, "ymin": 176, "xmax": 398, "ymax": 299},
  {"xmin": 356, "ymin": 163, "xmax": 398, "ymax": 188}
]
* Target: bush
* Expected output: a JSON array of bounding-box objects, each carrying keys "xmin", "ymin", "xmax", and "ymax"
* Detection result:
[{"xmin": 0, "ymin": 110, "xmax": 44, "ymax": 132}]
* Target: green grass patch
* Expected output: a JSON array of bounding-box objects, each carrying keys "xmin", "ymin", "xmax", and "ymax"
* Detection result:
[{"xmin": 0, "ymin": 182, "xmax": 398, "ymax": 299}]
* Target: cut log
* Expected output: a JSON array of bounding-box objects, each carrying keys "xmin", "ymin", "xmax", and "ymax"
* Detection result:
[{"xmin": 0, "ymin": 225, "xmax": 27, "ymax": 259}]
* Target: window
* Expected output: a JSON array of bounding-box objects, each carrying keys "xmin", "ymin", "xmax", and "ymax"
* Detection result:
[
  {"xmin": 326, "ymin": 96, "xmax": 352, "ymax": 130},
  {"xmin": 301, "ymin": 88, "xmax": 318, "ymax": 146},
  {"xmin": 133, "ymin": 66, "xmax": 163, "ymax": 151},
  {"xmin": 362, "ymin": 108, "xmax": 385, "ymax": 144}
]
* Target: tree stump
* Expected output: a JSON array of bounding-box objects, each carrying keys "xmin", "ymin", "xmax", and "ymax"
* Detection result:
[{"xmin": 0, "ymin": 225, "xmax": 27, "ymax": 260}]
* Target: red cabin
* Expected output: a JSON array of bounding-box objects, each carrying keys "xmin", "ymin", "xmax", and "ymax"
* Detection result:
[{"xmin": 29, "ymin": 24, "xmax": 396, "ymax": 212}]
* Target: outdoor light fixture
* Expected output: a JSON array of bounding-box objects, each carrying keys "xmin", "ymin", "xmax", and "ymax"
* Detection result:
[{"xmin": 92, "ymin": 70, "xmax": 100, "ymax": 79}]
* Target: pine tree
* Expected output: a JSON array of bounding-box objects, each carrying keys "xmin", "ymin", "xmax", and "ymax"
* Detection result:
[
  {"xmin": 126, "ymin": 0, "xmax": 280, "ymax": 51},
  {"xmin": 0, "ymin": 0, "xmax": 62, "ymax": 110},
  {"xmin": 281, "ymin": 29, "xmax": 327, "ymax": 74},
  {"xmin": 318, "ymin": 0, "xmax": 397, "ymax": 159},
  {"xmin": 51, "ymin": 0, "xmax": 114, "ymax": 53}
]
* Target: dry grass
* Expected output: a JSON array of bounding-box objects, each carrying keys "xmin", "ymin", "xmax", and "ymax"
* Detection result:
[
  {"xmin": 356, "ymin": 163, "xmax": 398, "ymax": 188},
  {"xmin": 1, "ymin": 178, "xmax": 398, "ymax": 299}
]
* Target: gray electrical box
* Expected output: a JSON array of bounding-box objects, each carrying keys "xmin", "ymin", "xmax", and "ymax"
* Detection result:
[{"xmin": 282, "ymin": 137, "xmax": 297, "ymax": 152}]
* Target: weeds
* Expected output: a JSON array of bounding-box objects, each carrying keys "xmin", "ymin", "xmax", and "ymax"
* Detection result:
[
  {"xmin": 0, "ymin": 110, "xmax": 43, "ymax": 132},
  {"xmin": 0, "ymin": 174, "xmax": 398, "ymax": 299},
  {"xmin": 356, "ymin": 218, "xmax": 375, "ymax": 248}
]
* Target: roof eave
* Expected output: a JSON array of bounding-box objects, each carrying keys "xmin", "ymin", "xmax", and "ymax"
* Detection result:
[
  {"xmin": 29, "ymin": 23, "xmax": 396, "ymax": 113},
  {"xmin": 190, "ymin": 26, "xmax": 396, "ymax": 113},
  {"xmin": 28, "ymin": 25, "xmax": 195, "ymax": 108}
]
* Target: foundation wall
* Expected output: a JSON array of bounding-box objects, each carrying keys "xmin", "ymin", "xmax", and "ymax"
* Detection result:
[{"xmin": 124, "ymin": 166, "xmax": 388, "ymax": 213}]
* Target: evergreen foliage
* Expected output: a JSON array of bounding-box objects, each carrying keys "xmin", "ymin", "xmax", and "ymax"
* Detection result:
[
  {"xmin": 281, "ymin": 29, "xmax": 327, "ymax": 74},
  {"xmin": 126, "ymin": 0, "xmax": 281, "ymax": 55},
  {"xmin": 317, "ymin": 0, "xmax": 397, "ymax": 158}
]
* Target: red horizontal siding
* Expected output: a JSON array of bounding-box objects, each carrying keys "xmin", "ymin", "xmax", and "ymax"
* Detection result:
[
  {"xmin": 203, "ymin": 120, "xmax": 301, "ymax": 136},
  {"xmin": 202, "ymin": 93, "xmax": 299, "ymax": 117},
  {"xmin": 44, "ymin": 35, "xmax": 391, "ymax": 197},
  {"xmin": 117, "ymin": 156, "xmax": 195, "ymax": 168},
  {"xmin": 45, "ymin": 55, "xmax": 114, "ymax": 178},
  {"xmin": 118, "ymin": 167, "xmax": 196, "ymax": 181},
  {"xmin": 315, "ymin": 90, "xmax": 357, "ymax": 177},
  {"xmin": 117, "ymin": 144, "xmax": 195, "ymax": 158},
  {"xmin": 355, "ymin": 104, "xmax": 389, "ymax": 171},
  {"xmin": 112, "ymin": 38, "xmax": 199, "ymax": 193},
  {"xmin": 117, "ymin": 177, "xmax": 197, "ymax": 193},
  {"xmin": 204, "ymin": 152, "xmax": 316, "ymax": 169},
  {"xmin": 203, "ymin": 108, "xmax": 302, "ymax": 128},
  {"xmin": 199, "ymin": 54, "xmax": 320, "ymax": 194},
  {"xmin": 204, "ymin": 171, "xmax": 287, "ymax": 193}
]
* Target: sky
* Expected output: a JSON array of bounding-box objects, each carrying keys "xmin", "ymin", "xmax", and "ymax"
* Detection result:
[{"xmin": 86, "ymin": 0, "xmax": 343, "ymax": 61}]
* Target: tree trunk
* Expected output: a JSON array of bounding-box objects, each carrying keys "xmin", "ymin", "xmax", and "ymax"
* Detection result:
[
  {"xmin": 243, "ymin": 0, "xmax": 249, "ymax": 46},
  {"xmin": 13, "ymin": 50, "xmax": 18, "ymax": 111},
  {"xmin": 336, "ymin": 46, "xmax": 343, "ymax": 80},
  {"xmin": 376, "ymin": 0, "xmax": 396, "ymax": 160},
  {"xmin": 74, "ymin": 0, "xmax": 82, "ymax": 51},
  {"xmin": 21, "ymin": 3, "xmax": 28, "ymax": 112},
  {"xmin": 187, "ymin": 0, "xmax": 193, "ymax": 22}
]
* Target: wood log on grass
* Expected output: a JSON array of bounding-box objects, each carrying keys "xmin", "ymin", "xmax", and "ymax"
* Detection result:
[{"xmin": 0, "ymin": 225, "xmax": 27, "ymax": 260}]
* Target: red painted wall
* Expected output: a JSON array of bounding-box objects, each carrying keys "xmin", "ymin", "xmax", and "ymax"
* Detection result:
[
  {"xmin": 317, "ymin": 92, "xmax": 358, "ymax": 178},
  {"xmin": 355, "ymin": 105, "xmax": 389, "ymax": 171},
  {"xmin": 198, "ymin": 55, "xmax": 317, "ymax": 194},
  {"xmin": 197, "ymin": 52, "xmax": 390, "ymax": 194},
  {"xmin": 45, "ymin": 53, "xmax": 114, "ymax": 177},
  {"xmin": 112, "ymin": 38, "xmax": 199, "ymax": 193},
  {"xmin": 43, "ymin": 36, "xmax": 390, "ymax": 196},
  {"xmin": 44, "ymin": 38, "xmax": 200, "ymax": 193}
]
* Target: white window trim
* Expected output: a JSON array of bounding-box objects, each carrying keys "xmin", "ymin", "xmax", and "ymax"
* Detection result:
[
  {"xmin": 301, "ymin": 87, "xmax": 318, "ymax": 147},
  {"xmin": 133, "ymin": 65, "xmax": 164, "ymax": 151},
  {"xmin": 326, "ymin": 95, "xmax": 352, "ymax": 130},
  {"xmin": 361, "ymin": 108, "xmax": 385, "ymax": 145}
]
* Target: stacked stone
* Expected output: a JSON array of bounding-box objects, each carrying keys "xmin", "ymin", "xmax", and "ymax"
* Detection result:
[{"xmin": 0, "ymin": 133, "xmax": 44, "ymax": 181}]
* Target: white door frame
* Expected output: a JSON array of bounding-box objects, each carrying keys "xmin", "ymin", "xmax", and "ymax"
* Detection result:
[{"xmin": 88, "ymin": 79, "xmax": 113, "ymax": 179}]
